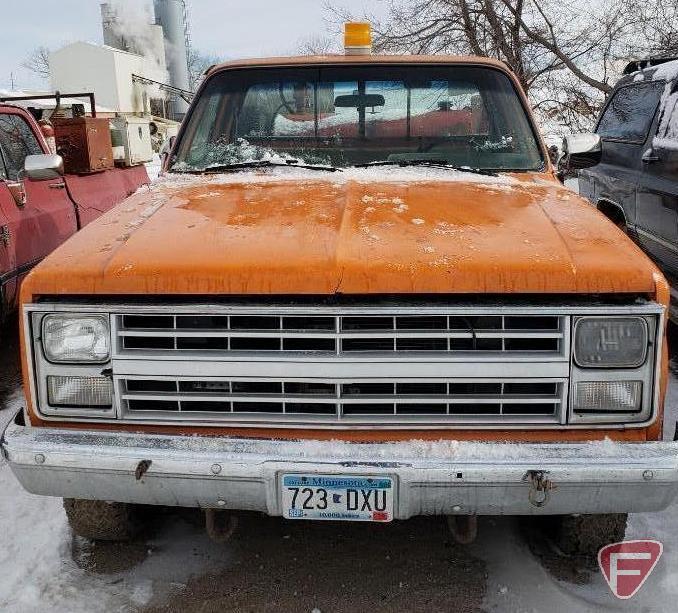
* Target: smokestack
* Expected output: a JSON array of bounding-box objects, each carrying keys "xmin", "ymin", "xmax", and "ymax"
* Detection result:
[
  {"xmin": 101, "ymin": 2, "xmax": 126, "ymax": 51},
  {"xmin": 153, "ymin": 0, "xmax": 190, "ymax": 118}
]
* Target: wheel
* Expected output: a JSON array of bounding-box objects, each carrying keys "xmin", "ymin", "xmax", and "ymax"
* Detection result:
[
  {"xmin": 553, "ymin": 513, "xmax": 627, "ymax": 557},
  {"xmin": 63, "ymin": 498, "xmax": 139, "ymax": 541},
  {"xmin": 597, "ymin": 202, "xmax": 627, "ymax": 233}
]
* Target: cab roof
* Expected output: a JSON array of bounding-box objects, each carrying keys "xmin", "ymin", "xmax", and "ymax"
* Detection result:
[
  {"xmin": 207, "ymin": 54, "xmax": 511, "ymax": 77},
  {"xmin": 615, "ymin": 58, "xmax": 678, "ymax": 89}
]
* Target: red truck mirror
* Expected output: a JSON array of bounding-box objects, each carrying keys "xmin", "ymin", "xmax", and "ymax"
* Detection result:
[{"xmin": 24, "ymin": 154, "xmax": 64, "ymax": 181}]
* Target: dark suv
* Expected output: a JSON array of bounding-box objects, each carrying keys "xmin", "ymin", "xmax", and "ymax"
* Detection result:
[{"xmin": 576, "ymin": 58, "xmax": 678, "ymax": 318}]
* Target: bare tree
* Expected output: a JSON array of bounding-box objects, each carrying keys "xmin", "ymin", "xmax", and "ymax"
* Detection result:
[
  {"xmin": 22, "ymin": 46, "xmax": 51, "ymax": 83},
  {"xmin": 187, "ymin": 48, "xmax": 224, "ymax": 91},
  {"xmin": 625, "ymin": 0, "xmax": 678, "ymax": 58},
  {"xmin": 298, "ymin": 34, "xmax": 340, "ymax": 56},
  {"xmin": 324, "ymin": 0, "xmax": 648, "ymax": 131}
]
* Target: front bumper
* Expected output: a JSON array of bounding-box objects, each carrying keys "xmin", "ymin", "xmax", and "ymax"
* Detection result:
[{"xmin": 3, "ymin": 414, "xmax": 678, "ymax": 517}]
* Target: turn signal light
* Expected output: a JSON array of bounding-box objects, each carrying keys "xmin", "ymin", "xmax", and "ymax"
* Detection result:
[
  {"xmin": 47, "ymin": 375, "xmax": 113, "ymax": 409},
  {"xmin": 573, "ymin": 381, "xmax": 642, "ymax": 413}
]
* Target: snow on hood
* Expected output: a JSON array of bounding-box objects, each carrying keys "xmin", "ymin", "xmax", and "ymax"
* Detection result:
[{"xmin": 161, "ymin": 163, "xmax": 520, "ymax": 188}]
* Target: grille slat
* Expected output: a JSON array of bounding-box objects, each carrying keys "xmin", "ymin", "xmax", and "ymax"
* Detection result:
[
  {"xmin": 118, "ymin": 377, "xmax": 563, "ymax": 422},
  {"xmin": 118, "ymin": 313, "xmax": 564, "ymax": 354}
]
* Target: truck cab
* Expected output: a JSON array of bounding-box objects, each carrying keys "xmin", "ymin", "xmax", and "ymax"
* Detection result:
[
  {"xmin": 578, "ymin": 58, "xmax": 678, "ymax": 319},
  {"xmin": 3, "ymin": 31, "xmax": 677, "ymax": 554},
  {"xmin": 0, "ymin": 104, "xmax": 78, "ymax": 319},
  {"xmin": 0, "ymin": 102, "xmax": 149, "ymax": 324}
]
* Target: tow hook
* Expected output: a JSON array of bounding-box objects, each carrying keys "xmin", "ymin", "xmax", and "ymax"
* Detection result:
[
  {"xmin": 135, "ymin": 459, "xmax": 152, "ymax": 481},
  {"xmin": 524, "ymin": 470, "xmax": 555, "ymax": 508}
]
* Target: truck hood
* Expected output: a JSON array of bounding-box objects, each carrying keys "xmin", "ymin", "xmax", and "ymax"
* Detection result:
[{"xmin": 23, "ymin": 169, "xmax": 662, "ymax": 299}]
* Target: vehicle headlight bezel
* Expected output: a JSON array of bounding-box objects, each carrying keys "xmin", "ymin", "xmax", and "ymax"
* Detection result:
[
  {"xmin": 41, "ymin": 314, "xmax": 111, "ymax": 364},
  {"xmin": 573, "ymin": 316, "xmax": 649, "ymax": 369},
  {"xmin": 569, "ymin": 313, "xmax": 659, "ymax": 425}
]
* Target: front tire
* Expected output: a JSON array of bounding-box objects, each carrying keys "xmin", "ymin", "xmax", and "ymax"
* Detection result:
[
  {"xmin": 63, "ymin": 499, "xmax": 139, "ymax": 541},
  {"xmin": 553, "ymin": 513, "xmax": 627, "ymax": 557}
]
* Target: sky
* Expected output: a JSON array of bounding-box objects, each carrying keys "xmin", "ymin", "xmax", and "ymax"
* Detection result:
[{"xmin": 0, "ymin": 0, "xmax": 389, "ymax": 91}]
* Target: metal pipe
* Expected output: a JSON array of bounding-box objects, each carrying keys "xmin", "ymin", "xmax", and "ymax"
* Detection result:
[
  {"xmin": 0, "ymin": 92, "xmax": 97, "ymax": 117},
  {"xmin": 205, "ymin": 509, "xmax": 238, "ymax": 543},
  {"xmin": 447, "ymin": 515, "xmax": 478, "ymax": 545}
]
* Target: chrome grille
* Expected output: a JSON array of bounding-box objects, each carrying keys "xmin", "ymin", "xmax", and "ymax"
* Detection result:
[
  {"xmin": 117, "ymin": 377, "xmax": 565, "ymax": 425},
  {"xmin": 108, "ymin": 306, "xmax": 571, "ymax": 426},
  {"xmin": 116, "ymin": 313, "xmax": 565, "ymax": 355}
]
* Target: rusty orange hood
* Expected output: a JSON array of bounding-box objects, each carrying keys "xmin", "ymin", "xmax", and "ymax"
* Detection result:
[{"xmin": 22, "ymin": 170, "xmax": 662, "ymax": 300}]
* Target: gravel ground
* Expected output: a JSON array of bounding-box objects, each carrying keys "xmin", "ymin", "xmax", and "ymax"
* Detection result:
[{"xmin": 1, "ymin": 318, "xmax": 677, "ymax": 612}]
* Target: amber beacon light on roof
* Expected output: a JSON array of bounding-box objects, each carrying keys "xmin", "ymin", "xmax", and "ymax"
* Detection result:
[{"xmin": 344, "ymin": 22, "xmax": 373, "ymax": 55}]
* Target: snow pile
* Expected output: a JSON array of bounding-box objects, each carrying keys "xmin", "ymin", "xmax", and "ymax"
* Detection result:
[
  {"xmin": 0, "ymin": 394, "xmax": 146, "ymax": 612},
  {"xmin": 155, "ymin": 163, "xmax": 519, "ymax": 190},
  {"xmin": 172, "ymin": 137, "xmax": 304, "ymax": 172},
  {"xmin": 481, "ymin": 500, "xmax": 678, "ymax": 612}
]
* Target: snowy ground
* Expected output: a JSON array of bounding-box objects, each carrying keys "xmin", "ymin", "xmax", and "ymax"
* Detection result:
[{"xmin": 0, "ymin": 387, "xmax": 235, "ymax": 612}]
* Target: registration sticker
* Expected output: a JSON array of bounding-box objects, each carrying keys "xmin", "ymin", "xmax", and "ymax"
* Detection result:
[{"xmin": 281, "ymin": 474, "xmax": 394, "ymax": 522}]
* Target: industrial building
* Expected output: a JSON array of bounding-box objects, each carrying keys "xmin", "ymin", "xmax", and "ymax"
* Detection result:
[
  {"xmin": 49, "ymin": 42, "xmax": 169, "ymax": 116},
  {"xmin": 49, "ymin": 0, "xmax": 192, "ymax": 121}
]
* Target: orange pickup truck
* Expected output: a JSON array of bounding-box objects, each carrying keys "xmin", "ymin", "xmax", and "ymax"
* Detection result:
[{"xmin": 2, "ymin": 28, "xmax": 677, "ymax": 552}]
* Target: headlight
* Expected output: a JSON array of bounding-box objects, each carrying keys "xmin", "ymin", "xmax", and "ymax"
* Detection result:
[
  {"xmin": 574, "ymin": 317, "xmax": 648, "ymax": 368},
  {"xmin": 42, "ymin": 314, "xmax": 110, "ymax": 363}
]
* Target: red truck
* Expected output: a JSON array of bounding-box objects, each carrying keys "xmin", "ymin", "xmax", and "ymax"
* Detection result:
[{"xmin": 0, "ymin": 103, "xmax": 149, "ymax": 324}]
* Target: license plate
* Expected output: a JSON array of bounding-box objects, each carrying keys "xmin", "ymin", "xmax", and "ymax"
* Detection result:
[{"xmin": 281, "ymin": 474, "xmax": 394, "ymax": 522}]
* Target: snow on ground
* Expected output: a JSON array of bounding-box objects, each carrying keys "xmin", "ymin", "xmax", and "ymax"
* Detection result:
[
  {"xmin": 481, "ymin": 358, "xmax": 678, "ymax": 612},
  {"xmin": 0, "ymin": 393, "xmax": 140, "ymax": 612},
  {"xmin": 0, "ymin": 393, "xmax": 231, "ymax": 613},
  {"xmin": 479, "ymin": 501, "xmax": 678, "ymax": 612}
]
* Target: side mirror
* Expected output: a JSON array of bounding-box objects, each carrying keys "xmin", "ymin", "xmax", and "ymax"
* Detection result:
[
  {"xmin": 560, "ymin": 133, "xmax": 602, "ymax": 171},
  {"xmin": 24, "ymin": 154, "xmax": 64, "ymax": 181}
]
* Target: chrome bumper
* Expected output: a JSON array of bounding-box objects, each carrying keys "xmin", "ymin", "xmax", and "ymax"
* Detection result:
[{"xmin": 3, "ymin": 414, "xmax": 678, "ymax": 517}]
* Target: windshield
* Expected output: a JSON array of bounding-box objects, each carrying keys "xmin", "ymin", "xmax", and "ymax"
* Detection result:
[{"xmin": 171, "ymin": 65, "xmax": 544, "ymax": 172}]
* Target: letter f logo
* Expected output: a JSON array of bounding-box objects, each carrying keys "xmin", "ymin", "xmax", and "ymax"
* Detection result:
[{"xmin": 599, "ymin": 540, "xmax": 663, "ymax": 599}]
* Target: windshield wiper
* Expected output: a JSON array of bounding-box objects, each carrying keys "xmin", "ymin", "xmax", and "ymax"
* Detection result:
[
  {"xmin": 353, "ymin": 160, "xmax": 498, "ymax": 176},
  {"xmin": 178, "ymin": 159, "xmax": 341, "ymax": 174}
]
